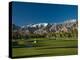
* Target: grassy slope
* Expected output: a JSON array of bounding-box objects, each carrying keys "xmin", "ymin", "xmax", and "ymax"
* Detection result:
[{"xmin": 12, "ymin": 39, "xmax": 78, "ymax": 57}]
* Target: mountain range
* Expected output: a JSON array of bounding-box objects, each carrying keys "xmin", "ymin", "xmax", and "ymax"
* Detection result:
[{"xmin": 12, "ymin": 19, "xmax": 78, "ymax": 35}]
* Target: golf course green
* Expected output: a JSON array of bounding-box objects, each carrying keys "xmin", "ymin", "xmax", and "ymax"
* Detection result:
[{"xmin": 12, "ymin": 38, "xmax": 78, "ymax": 58}]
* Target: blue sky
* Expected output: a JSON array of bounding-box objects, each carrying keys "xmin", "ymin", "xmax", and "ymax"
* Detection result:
[{"xmin": 12, "ymin": 2, "xmax": 78, "ymax": 26}]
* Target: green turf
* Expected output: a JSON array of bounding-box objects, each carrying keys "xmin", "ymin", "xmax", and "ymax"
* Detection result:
[
  {"xmin": 12, "ymin": 39, "xmax": 78, "ymax": 58},
  {"xmin": 12, "ymin": 48, "xmax": 77, "ymax": 57}
]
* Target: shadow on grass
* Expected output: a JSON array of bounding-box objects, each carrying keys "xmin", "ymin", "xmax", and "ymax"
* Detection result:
[
  {"xmin": 11, "ymin": 52, "xmax": 78, "ymax": 59},
  {"xmin": 35, "ymin": 46, "xmax": 78, "ymax": 50}
]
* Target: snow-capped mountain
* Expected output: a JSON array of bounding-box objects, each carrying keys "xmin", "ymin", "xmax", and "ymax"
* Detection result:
[
  {"xmin": 21, "ymin": 19, "xmax": 77, "ymax": 29},
  {"xmin": 13, "ymin": 19, "xmax": 78, "ymax": 34},
  {"xmin": 27, "ymin": 23, "xmax": 48, "ymax": 28},
  {"xmin": 49, "ymin": 19, "xmax": 77, "ymax": 33},
  {"xmin": 64, "ymin": 19, "xmax": 77, "ymax": 24}
]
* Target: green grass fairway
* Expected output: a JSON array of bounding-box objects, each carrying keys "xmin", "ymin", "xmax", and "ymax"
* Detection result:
[{"xmin": 12, "ymin": 39, "xmax": 78, "ymax": 58}]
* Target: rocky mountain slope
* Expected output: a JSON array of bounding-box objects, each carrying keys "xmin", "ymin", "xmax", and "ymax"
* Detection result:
[{"xmin": 12, "ymin": 19, "xmax": 78, "ymax": 35}]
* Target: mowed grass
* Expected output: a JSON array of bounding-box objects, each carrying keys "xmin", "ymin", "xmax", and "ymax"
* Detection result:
[{"xmin": 12, "ymin": 39, "xmax": 78, "ymax": 58}]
